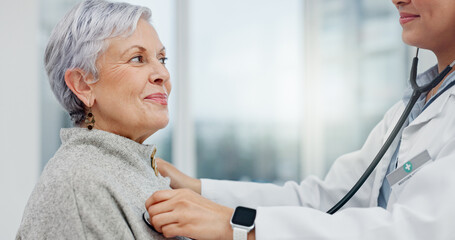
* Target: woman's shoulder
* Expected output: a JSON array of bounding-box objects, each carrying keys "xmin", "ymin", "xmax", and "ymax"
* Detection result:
[
  {"xmin": 40, "ymin": 132, "xmax": 158, "ymax": 195},
  {"xmin": 17, "ymin": 144, "xmax": 132, "ymax": 236},
  {"xmin": 42, "ymin": 142, "xmax": 124, "ymax": 188},
  {"xmin": 16, "ymin": 147, "xmax": 94, "ymax": 239}
]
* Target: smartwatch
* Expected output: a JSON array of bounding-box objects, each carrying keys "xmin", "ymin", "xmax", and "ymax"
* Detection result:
[{"xmin": 230, "ymin": 206, "xmax": 257, "ymax": 240}]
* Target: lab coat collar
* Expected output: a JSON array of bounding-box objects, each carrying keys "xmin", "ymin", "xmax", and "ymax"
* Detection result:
[
  {"xmin": 403, "ymin": 65, "xmax": 455, "ymax": 127},
  {"xmin": 402, "ymin": 65, "xmax": 438, "ymax": 104}
]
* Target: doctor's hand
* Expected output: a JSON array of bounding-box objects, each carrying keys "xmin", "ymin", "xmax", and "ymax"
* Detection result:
[
  {"xmin": 156, "ymin": 158, "xmax": 201, "ymax": 194},
  {"xmin": 145, "ymin": 189, "xmax": 240, "ymax": 240}
]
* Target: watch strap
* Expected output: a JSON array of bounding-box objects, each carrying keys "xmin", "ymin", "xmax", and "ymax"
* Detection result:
[{"xmin": 233, "ymin": 227, "xmax": 248, "ymax": 240}]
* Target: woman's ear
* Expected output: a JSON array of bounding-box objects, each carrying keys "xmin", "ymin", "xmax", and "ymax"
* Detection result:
[{"xmin": 64, "ymin": 69, "xmax": 96, "ymax": 107}]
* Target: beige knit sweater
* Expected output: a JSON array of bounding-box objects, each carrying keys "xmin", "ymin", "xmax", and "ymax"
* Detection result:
[{"xmin": 16, "ymin": 128, "xmax": 185, "ymax": 240}]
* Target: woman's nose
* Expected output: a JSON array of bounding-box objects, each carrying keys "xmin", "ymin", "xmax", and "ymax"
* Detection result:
[
  {"xmin": 392, "ymin": 0, "xmax": 410, "ymax": 7},
  {"xmin": 153, "ymin": 78, "xmax": 163, "ymax": 85},
  {"xmin": 149, "ymin": 63, "xmax": 170, "ymax": 86}
]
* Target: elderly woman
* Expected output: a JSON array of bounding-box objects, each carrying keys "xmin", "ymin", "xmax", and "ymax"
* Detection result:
[
  {"xmin": 16, "ymin": 1, "xmax": 180, "ymax": 239},
  {"xmin": 145, "ymin": 0, "xmax": 455, "ymax": 239}
]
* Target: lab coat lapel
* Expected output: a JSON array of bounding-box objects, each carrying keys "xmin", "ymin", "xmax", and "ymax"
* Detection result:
[
  {"xmin": 368, "ymin": 102, "xmax": 407, "ymax": 207},
  {"xmin": 399, "ymin": 88, "xmax": 455, "ymax": 167},
  {"xmin": 406, "ymin": 90, "xmax": 454, "ymax": 128},
  {"xmin": 369, "ymin": 127, "xmax": 402, "ymax": 207}
]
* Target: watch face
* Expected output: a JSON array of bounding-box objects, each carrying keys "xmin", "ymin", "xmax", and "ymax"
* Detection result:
[{"xmin": 232, "ymin": 206, "xmax": 257, "ymax": 227}]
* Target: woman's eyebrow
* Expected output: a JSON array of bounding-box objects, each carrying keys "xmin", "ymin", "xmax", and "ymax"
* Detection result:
[
  {"xmin": 155, "ymin": 46, "xmax": 166, "ymax": 58},
  {"xmin": 121, "ymin": 45, "xmax": 146, "ymax": 57}
]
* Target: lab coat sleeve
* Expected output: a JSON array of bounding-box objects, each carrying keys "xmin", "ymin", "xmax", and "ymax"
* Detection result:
[
  {"xmin": 201, "ymin": 102, "xmax": 404, "ymax": 210},
  {"xmin": 254, "ymin": 139, "xmax": 455, "ymax": 240}
]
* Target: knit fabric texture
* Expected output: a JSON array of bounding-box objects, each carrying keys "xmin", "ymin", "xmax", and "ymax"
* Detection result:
[{"xmin": 16, "ymin": 128, "xmax": 186, "ymax": 240}]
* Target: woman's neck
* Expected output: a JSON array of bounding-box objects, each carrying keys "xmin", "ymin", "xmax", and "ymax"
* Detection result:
[
  {"xmin": 433, "ymin": 42, "xmax": 455, "ymax": 72},
  {"xmin": 425, "ymin": 47, "xmax": 455, "ymax": 103}
]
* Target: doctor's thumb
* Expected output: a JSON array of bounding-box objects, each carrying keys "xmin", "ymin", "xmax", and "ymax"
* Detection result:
[{"xmin": 156, "ymin": 158, "xmax": 202, "ymax": 194}]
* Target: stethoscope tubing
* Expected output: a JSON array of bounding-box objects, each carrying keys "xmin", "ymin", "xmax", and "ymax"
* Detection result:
[
  {"xmin": 326, "ymin": 89, "xmax": 420, "ymax": 214},
  {"xmin": 327, "ymin": 48, "xmax": 454, "ymax": 214}
]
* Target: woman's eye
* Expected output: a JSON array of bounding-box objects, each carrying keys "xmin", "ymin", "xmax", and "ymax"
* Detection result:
[
  {"xmin": 159, "ymin": 57, "xmax": 168, "ymax": 65},
  {"xmin": 130, "ymin": 56, "xmax": 143, "ymax": 63}
]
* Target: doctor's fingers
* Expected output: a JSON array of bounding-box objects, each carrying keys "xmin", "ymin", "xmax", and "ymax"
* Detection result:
[
  {"xmin": 161, "ymin": 223, "xmax": 188, "ymax": 239},
  {"xmin": 159, "ymin": 222, "xmax": 200, "ymax": 240},
  {"xmin": 145, "ymin": 189, "xmax": 176, "ymax": 209},
  {"xmin": 149, "ymin": 211, "xmax": 179, "ymax": 235},
  {"xmin": 148, "ymin": 200, "xmax": 203, "ymax": 239},
  {"xmin": 147, "ymin": 189, "xmax": 198, "ymax": 216},
  {"xmin": 151, "ymin": 204, "xmax": 232, "ymax": 240},
  {"xmin": 148, "ymin": 189, "xmax": 236, "ymax": 239}
]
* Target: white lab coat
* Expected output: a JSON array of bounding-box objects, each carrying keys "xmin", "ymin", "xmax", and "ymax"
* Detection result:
[{"xmin": 201, "ymin": 85, "xmax": 455, "ymax": 239}]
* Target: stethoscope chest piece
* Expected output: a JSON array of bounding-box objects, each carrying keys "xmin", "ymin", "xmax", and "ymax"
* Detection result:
[{"xmin": 143, "ymin": 211, "xmax": 158, "ymax": 232}]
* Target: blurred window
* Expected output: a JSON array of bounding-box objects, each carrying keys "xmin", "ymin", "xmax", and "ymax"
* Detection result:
[
  {"xmin": 187, "ymin": 0, "xmax": 406, "ymax": 182},
  {"xmin": 188, "ymin": 0, "xmax": 304, "ymax": 182}
]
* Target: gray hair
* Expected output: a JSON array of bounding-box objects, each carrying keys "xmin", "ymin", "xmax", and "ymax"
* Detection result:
[{"xmin": 45, "ymin": 0, "xmax": 151, "ymax": 125}]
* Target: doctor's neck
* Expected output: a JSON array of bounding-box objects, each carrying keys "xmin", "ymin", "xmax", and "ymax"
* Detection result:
[
  {"xmin": 424, "ymin": 47, "xmax": 455, "ymax": 102},
  {"xmin": 433, "ymin": 45, "xmax": 455, "ymax": 74}
]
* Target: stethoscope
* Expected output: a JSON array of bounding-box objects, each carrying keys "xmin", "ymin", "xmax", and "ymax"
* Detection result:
[{"xmin": 327, "ymin": 48, "xmax": 455, "ymax": 214}]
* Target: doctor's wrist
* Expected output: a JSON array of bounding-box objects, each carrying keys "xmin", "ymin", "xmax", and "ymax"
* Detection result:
[
  {"xmin": 248, "ymin": 229, "xmax": 256, "ymax": 240},
  {"xmin": 191, "ymin": 178, "xmax": 201, "ymax": 194}
]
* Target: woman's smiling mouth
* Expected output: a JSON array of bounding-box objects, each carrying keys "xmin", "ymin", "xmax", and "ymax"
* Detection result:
[
  {"xmin": 399, "ymin": 12, "xmax": 420, "ymax": 25},
  {"xmin": 145, "ymin": 93, "xmax": 168, "ymax": 105}
]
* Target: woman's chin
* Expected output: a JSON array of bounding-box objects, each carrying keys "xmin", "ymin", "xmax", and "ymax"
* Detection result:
[
  {"xmin": 402, "ymin": 32, "xmax": 431, "ymax": 50},
  {"xmin": 147, "ymin": 117, "xmax": 170, "ymax": 132},
  {"xmin": 135, "ymin": 120, "xmax": 169, "ymax": 143},
  {"xmin": 155, "ymin": 120, "xmax": 169, "ymax": 131},
  {"xmin": 402, "ymin": 34, "xmax": 418, "ymax": 47}
]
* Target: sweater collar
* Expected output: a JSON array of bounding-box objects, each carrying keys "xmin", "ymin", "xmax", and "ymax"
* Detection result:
[{"xmin": 60, "ymin": 128, "xmax": 156, "ymax": 166}]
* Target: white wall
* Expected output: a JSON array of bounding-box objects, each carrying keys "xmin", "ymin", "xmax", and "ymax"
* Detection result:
[{"xmin": 0, "ymin": 0, "xmax": 40, "ymax": 238}]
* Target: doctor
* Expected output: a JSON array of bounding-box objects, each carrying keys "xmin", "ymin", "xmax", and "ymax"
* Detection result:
[{"xmin": 145, "ymin": 0, "xmax": 455, "ymax": 239}]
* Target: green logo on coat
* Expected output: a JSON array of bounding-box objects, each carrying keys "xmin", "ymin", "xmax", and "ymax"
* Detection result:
[{"xmin": 403, "ymin": 162, "xmax": 413, "ymax": 173}]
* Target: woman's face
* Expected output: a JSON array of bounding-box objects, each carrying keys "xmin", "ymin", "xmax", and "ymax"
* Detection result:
[
  {"xmin": 392, "ymin": 0, "xmax": 455, "ymax": 53},
  {"xmin": 91, "ymin": 19, "xmax": 171, "ymax": 143}
]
